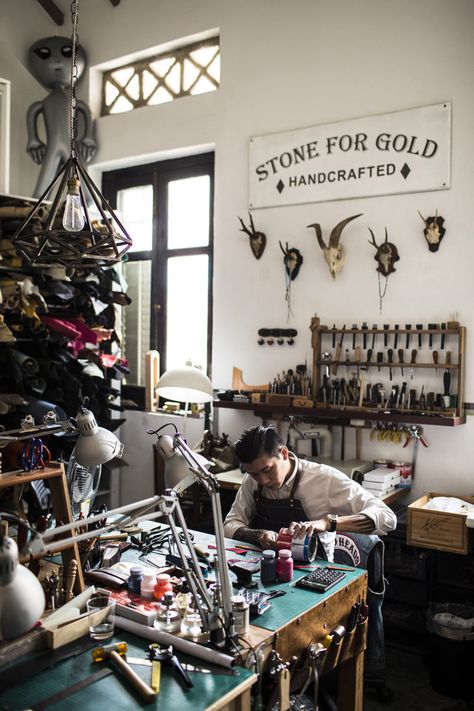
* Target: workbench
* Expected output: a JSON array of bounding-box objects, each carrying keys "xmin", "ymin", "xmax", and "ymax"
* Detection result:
[{"xmin": 0, "ymin": 527, "xmax": 367, "ymax": 711}]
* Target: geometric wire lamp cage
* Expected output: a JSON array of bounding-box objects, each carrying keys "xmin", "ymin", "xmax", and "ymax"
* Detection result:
[{"xmin": 12, "ymin": 0, "xmax": 132, "ymax": 268}]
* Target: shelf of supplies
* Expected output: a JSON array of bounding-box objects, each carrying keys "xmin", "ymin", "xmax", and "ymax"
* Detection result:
[
  {"xmin": 316, "ymin": 361, "xmax": 459, "ymax": 369},
  {"xmin": 213, "ymin": 400, "xmax": 466, "ymax": 426}
]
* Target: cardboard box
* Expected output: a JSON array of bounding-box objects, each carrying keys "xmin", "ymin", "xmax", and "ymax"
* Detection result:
[{"xmin": 407, "ymin": 492, "xmax": 474, "ymax": 554}]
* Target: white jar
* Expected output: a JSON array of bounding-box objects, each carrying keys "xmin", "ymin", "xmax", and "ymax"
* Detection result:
[{"xmin": 140, "ymin": 572, "xmax": 156, "ymax": 599}]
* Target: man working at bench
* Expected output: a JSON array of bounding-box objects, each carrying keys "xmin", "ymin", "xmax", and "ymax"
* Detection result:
[{"xmin": 223, "ymin": 425, "xmax": 396, "ymax": 558}]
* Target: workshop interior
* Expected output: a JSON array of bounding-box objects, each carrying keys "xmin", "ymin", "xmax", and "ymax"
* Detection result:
[{"xmin": 0, "ymin": 0, "xmax": 473, "ymax": 709}]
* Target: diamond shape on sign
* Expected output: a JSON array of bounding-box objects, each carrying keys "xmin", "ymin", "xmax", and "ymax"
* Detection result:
[
  {"xmin": 400, "ymin": 163, "xmax": 411, "ymax": 179},
  {"xmin": 277, "ymin": 180, "xmax": 285, "ymax": 193}
]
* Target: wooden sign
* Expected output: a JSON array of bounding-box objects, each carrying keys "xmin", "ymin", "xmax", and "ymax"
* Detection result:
[{"xmin": 249, "ymin": 102, "xmax": 451, "ymax": 208}]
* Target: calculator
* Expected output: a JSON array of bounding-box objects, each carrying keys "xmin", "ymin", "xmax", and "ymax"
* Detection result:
[{"xmin": 295, "ymin": 567, "xmax": 346, "ymax": 592}]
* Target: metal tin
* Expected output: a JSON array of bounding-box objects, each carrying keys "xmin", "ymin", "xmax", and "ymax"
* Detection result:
[
  {"xmin": 373, "ymin": 459, "xmax": 389, "ymax": 468},
  {"xmin": 277, "ymin": 528, "xmax": 317, "ymax": 562}
]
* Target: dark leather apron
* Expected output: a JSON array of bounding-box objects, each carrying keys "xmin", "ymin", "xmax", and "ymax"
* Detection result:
[{"xmin": 251, "ymin": 455, "xmax": 327, "ymax": 559}]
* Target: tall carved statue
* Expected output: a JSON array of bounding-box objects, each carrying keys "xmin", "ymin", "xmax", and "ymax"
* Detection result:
[{"xmin": 26, "ymin": 36, "xmax": 98, "ymax": 198}]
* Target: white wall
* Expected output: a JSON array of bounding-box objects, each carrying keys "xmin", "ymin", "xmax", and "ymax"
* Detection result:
[{"xmin": 2, "ymin": 0, "xmax": 474, "ymax": 502}]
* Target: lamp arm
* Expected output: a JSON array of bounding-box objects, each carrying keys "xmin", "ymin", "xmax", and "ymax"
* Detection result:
[
  {"xmin": 25, "ymin": 495, "xmax": 174, "ymax": 557},
  {"xmin": 171, "ymin": 434, "xmax": 233, "ymax": 627},
  {"xmin": 163, "ymin": 491, "xmax": 213, "ymax": 629}
]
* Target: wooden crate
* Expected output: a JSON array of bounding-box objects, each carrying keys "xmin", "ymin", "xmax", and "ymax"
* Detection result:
[{"xmin": 407, "ymin": 492, "xmax": 474, "ymax": 554}]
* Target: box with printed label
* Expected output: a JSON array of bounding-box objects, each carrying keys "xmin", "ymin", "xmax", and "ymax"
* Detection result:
[{"xmin": 407, "ymin": 492, "xmax": 474, "ymax": 554}]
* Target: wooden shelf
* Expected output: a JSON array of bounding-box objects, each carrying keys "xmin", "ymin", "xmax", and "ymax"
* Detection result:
[
  {"xmin": 213, "ymin": 399, "xmax": 466, "ymax": 426},
  {"xmin": 317, "ymin": 361, "xmax": 459, "ymax": 369}
]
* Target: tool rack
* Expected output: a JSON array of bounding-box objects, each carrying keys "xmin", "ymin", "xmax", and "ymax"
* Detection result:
[{"xmin": 310, "ymin": 314, "xmax": 465, "ymax": 426}]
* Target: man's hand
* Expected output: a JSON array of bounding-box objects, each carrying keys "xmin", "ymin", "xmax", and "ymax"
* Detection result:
[
  {"xmin": 287, "ymin": 519, "xmax": 329, "ymax": 539},
  {"xmin": 233, "ymin": 526, "xmax": 278, "ymax": 550}
]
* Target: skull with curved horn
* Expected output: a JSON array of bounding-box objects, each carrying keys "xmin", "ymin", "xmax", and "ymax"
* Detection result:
[
  {"xmin": 368, "ymin": 227, "xmax": 400, "ymax": 276},
  {"xmin": 307, "ymin": 214, "xmax": 362, "ymax": 280},
  {"xmin": 418, "ymin": 210, "xmax": 445, "ymax": 252}
]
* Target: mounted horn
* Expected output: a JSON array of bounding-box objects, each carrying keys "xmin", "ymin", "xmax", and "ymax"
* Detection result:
[
  {"xmin": 418, "ymin": 209, "xmax": 445, "ymax": 253},
  {"xmin": 308, "ymin": 213, "xmax": 362, "ymax": 280}
]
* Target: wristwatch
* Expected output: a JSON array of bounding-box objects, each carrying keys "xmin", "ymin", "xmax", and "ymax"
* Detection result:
[{"xmin": 326, "ymin": 514, "xmax": 338, "ymax": 532}]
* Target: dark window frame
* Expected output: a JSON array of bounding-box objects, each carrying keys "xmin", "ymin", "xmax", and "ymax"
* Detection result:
[{"xmin": 102, "ymin": 152, "xmax": 214, "ymax": 406}]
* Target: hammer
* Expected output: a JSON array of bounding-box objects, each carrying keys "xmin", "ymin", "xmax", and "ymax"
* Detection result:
[{"xmin": 92, "ymin": 642, "xmax": 157, "ymax": 703}]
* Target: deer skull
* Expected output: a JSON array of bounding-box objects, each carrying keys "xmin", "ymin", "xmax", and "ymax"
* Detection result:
[
  {"xmin": 238, "ymin": 212, "xmax": 266, "ymax": 259},
  {"xmin": 307, "ymin": 214, "xmax": 362, "ymax": 280},
  {"xmin": 368, "ymin": 228, "xmax": 400, "ymax": 276}
]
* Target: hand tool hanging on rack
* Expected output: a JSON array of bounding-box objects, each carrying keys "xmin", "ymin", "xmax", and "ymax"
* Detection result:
[
  {"xmin": 399, "ymin": 381, "xmax": 407, "ymax": 408},
  {"xmin": 361, "ymin": 322, "xmax": 368, "ymax": 349},
  {"xmin": 405, "ymin": 324, "xmax": 411, "ymax": 349},
  {"xmin": 332, "ymin": 324, "xmax": 336, "ymax": 348},
  {"xmin": 440, "ymin": 322, "xmax": 446, "ymax": 350},
  {"xmin": 371, "ymin": 324, "xmax": 377, "ymax": 350},
  {"xmin": 410, "ymin": 349, "xmax": 417, "ymax": 379},
  {"xmin": 332, "ymin": 325, "xmax": 346, "ymax": 375},
  {"xmin": 383, "ymin": 324, "xmax": 390, "ymax": 348},
  {"xmin": 387, "ymin": 348, "xmax": 393, "ymax": 380},
  {"xmin": 416, "ymin": 324, "xmax": 423, "ymax": 348},
  {"xmin": 433, "ymin": 350, "xmax": 438, "ymax": 373},
  {"xmin": 352, "ymin": 324, "xmax": 358, "ymax": 349},
  {"xmin": 394, "ymin": 324, "xmax": 400, "ymax": 349},
  {"xmin": 428, "ymin": 323, "xmax": 438, "ymax": 349},
  {"xmin": 354, "ymin": 346, "xmax": 361, "ymax": 378},
  {"xmin": 443, "ymin": 369, "xmax": 451, "ymax": 404},
  {"xmin": 366, "ymin": 348, "xmax": 373, "ymax": 372},
  {"xmin": 377, "ymin": 352, "xmax": 384, "ymax": 371},
  {"xmin": 398, "ymin": 349, "xmax": 404, "ymax": 376}
]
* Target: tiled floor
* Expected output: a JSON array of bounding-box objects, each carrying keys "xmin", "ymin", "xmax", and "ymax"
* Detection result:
[{"xmin": 362, "ymin": 644, "xmax": 474, "ymax": 711}]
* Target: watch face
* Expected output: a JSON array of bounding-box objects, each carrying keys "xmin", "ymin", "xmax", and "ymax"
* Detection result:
[{"xmin": 328, "ymin": 515, "xmax": 337, "ymax": 532}]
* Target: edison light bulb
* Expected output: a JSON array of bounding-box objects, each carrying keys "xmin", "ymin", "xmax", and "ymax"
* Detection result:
[{"xmin": 63, "ymin": 176, "xmax": 85, "ymax": 231}]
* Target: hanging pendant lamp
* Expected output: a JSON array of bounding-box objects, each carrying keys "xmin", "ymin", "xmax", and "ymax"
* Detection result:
[{"xmin": 12, "ymin": 0, "xmax": 132, "ymax": 268}]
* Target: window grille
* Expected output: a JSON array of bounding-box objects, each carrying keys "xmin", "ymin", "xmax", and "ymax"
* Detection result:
[{"xmin": 102, "ymin": 38, "xmax": 220, "ymax": 116}]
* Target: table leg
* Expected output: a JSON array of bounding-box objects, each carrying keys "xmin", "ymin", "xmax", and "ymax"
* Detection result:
[{"xmin": 336, "ymin": 649, "xmax": 365, "ymax": 711}]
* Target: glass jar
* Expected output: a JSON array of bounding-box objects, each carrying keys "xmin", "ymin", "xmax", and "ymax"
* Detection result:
[
  {"xmin": 175, "ymin": 580, "xmax": 191, "ymax": 617},
  {"xmin": 127, "ymin": 566, "xmax": 144, "ymax": 595},
  {"xmin": 231, "ymin": 595, "xmax": 249, "ymax": 636},
  {"xmin": 153, "ymin": 573, "xmax": 173, "ymax": 601},
  {"xmin": 261, "ymin": 549, "xmax": 277, "ymax": 584},
  {"xmin": 277, "ymin": 549, "xmax": 293, "ymax": 582},
  {"xmin": 181, "ymin": 607, "xmax": 203, "ymax": 639},
  {"xmin": 156, "ymin": 591, "xmax": 181, "ymax": 633}
]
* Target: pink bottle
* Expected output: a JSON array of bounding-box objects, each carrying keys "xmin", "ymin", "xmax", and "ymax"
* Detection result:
[{"xmin": 276, "ymin": 549, "xmax": 293, "ymax": 582}]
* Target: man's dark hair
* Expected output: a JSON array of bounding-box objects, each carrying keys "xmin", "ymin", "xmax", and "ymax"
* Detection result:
[{"xmin": 234, "ymin": 425, "xmax": 283, "ymax": 464}]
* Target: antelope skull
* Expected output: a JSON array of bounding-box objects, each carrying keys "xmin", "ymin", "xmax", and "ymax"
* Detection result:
[
  {"xmin": 307, "ymin": 214, "xmax": 362, "ymax": 280},
  {"xmin": 368, "ymin": 228, "xmax": 400, "ymax": 276},
  {"xmin": 418, "ymin": 210, "xmax": 445, "ymax": 252},
  {"xmin": 279, "ymin": 241, "xmax": 303, "ymax": 280}
]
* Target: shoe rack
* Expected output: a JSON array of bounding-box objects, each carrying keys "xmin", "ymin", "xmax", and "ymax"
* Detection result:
[
  {"xmin": 0, "ymin": 193, "xmax": 130, "ymax": 510},
  {"xmin": 310, "ymin": 314, "xmax": 465, "ymax": 425}
]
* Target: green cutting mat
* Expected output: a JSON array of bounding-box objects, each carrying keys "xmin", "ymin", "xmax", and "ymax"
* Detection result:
[
  {"xmin": 0, "ymin": 631, "xmax": 254, "ymax": 711},
  {"xmin": 250, "ymin": 565, "xmax": 365, "ymax": 630}
]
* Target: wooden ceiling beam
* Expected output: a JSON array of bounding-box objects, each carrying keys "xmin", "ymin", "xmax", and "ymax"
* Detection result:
[{"xmin": 36, "ymin": 0, "xmax": 64, "ymax": 25}]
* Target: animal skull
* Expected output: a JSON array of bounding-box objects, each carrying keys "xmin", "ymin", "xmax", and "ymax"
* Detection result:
[
  {"xmin": 238, "ymin": 212, "xmax": 266, "ymax": 259},
  {"xmin": 368, "ymin": 228, "xmax": 400, "ymax": 276},
  {"xmin": 307, "ymin": 214, "xmax": 362, "ymax": 280},
  {"xmin": 279, "ymin": 241, "xmax": 303, "ymax": 280},
  {"xmin": 418, "ymin": 210, "xmax": 446, "ymax": 252}
]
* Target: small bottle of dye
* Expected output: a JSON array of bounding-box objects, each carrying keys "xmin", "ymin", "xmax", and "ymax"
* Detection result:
[
  {"xmin": 140, "ymin": 572, "xmax": 156, "ymax": 599},
  {"xmin": 277, "ymin": 549, "xmax": 293, "ymax": 582},
  {"xmin": 261, "ymin": 549, "xmax": 277, "ymax": 583},
  {"xmin": 153, "ymin": 573, "xmax": 173, "ymax": 601},
  {"xmin": 127, "ymin": 566, "xmax": 144, "ymax": 595}
]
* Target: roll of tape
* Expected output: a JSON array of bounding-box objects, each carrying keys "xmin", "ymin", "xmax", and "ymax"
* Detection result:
[{"xmin": 277, "ymin": 528, "xmax": 317, "ymax": 562}]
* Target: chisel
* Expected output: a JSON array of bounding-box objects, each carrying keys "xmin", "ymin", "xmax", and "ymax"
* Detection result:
[
  {"xmin": 332, "ymin": 324, "xmax": 336, "ymax": 348},
  {"xmin": 440, "ymin": 322, "xmax": 446, "ymax": 350},
  {"xmin": 428, "ymin": 323, "xmax": 437, "ymax": 349},
  {"xmin": 433, "ymin": 350, "xmax": 438, "ymax": 373},
  {"xmin": 405, "ymin": 324, "xmax": 411, "ymax": 349},
  {"xmin": 332, "ymin": 325, "xmax": 346, "ymax": 375},
  {"xmin": 383, "ymin": 324, "xmax": 390, "ymax": 348},
  {"xmin": 371, "ymin": 324, "xmax": 377, "ymax": 350},
  {"xmin": 352, "ymin": 324, "xmax": 358, "ymax": 349}
]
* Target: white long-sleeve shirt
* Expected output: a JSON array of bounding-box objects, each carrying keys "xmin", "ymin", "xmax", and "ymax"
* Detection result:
[{"xmin": 223, "ymin": 457, "xmax": 397, "ymax": 560}]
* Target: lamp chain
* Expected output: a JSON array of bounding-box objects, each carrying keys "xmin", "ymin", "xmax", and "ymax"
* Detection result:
[{"xmin": 69, "ymin": 0, "xmax": 80, "ymax": 159}]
